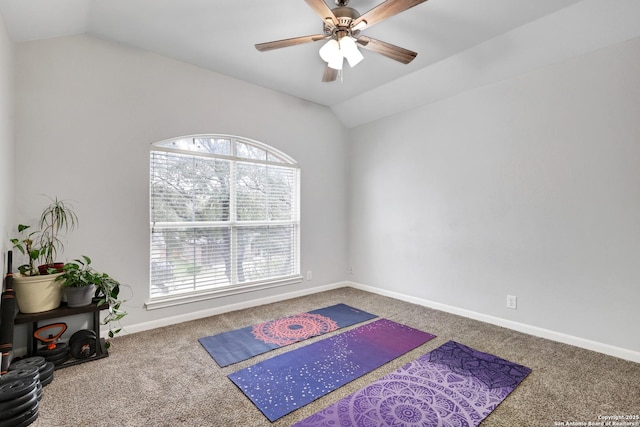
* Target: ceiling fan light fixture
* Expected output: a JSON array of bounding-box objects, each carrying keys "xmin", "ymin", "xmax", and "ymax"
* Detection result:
[
  {"xmin": 319, "ymin": 39, "xmax": 341, "ymax": 63},
  {"xmin": 328, "ymin": 53, "xmax": 344, "ymax": 70},
  {"xmin": 340, "ymin": 36, "xmax": 364, "ymax": 67}
]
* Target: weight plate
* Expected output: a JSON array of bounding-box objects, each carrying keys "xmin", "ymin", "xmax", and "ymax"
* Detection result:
[
  {"xmin": 12, "ymin": 409, "xmax": 39, "ymax": 427},
  {"xmin": 70, "ymin": 337, "xmax": 96, "ymax": 360},
  {"xmin": 43, "ymin": 350, "xmax": 69, "ymax": 366},
  {"xmin": 0, "ymin": 367, "xmax": 39, "ymax": 385},
  {"xmin": 0, "ymin": 378, "xmax": 37, "ymax": 403},
  {"xmin": 40, "ymin": 373, "xmax": 53, "ymax": 387},
  {"xmin": 0, "ymin": 387, "xmax": 34, "ymax": 414},
  {"xmin": 38, "ymin": 362, "xmax": 54, "ymax": 383},
  {"xmin": 0, "ymin": 391, "xmax": 38, "ymax": 421},
  {"xmin": 0, "ymin": 401, "xmax": 38, "ymax": 427},
  {"xmin": 8, "ymin": 357, "xmax": 46, "ymax": 372},
  {"xmin": 69, "ymin": 329, "xmax": 96, "ymax": 348},
  {"xmin": 35, "ymin": 383, "xmax": 42, "ymax": 401},
  {"xmin": 36, "ymin": 342, "xmax": 68, "ymax": 358}
]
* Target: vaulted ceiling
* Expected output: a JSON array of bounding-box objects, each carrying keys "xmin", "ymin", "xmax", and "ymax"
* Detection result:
[{"xmin": 1, "ymin": 0, "xmax": 639, "ymax": 127}]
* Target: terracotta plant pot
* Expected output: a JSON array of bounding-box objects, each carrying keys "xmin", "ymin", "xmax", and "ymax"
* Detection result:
[
  {"xmin": 38, "ymin": 263, "xmax": 65, "ymax": 275},
  {"xmin": 13, "ymin": 272, "xmax": 64, "ymax": 313}
]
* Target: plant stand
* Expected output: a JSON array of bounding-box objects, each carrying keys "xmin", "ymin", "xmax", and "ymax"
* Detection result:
[{"xmin": 14, "ymin": 301, "xmax": 109, "ymax": 369}]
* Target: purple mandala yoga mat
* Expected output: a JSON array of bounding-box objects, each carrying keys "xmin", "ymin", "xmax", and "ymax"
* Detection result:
[
  {"xmin": 199, "ymin": 303, "xmax": 377, "ymax": 367},
  {"xmin": 228, "ymin": 318, "xmax": 435, "ymax": 422},
  {"xmin": 293, "ymin": 340, "xmax": 532, "ymax": 427}
]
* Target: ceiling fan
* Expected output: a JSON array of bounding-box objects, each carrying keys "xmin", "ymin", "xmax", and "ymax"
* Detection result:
[{"xmin": 255, "ymin": 0, "xmax": 428, "ymax": 82}]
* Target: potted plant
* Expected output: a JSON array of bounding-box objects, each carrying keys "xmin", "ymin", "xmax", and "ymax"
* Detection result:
[
  {"xmin": 10, "ymin": 224, "xmax": 41, "ymax": 277},
  {"xmin": 56, "ymin": 255, "xmax": 98, "ymax": 308},
  {"xmin": 10, "ymin": 224, "xmax": 64, "ymax": 313},
  {"xmin": 9, "ymin": 196, "xmax": 79, "ymax": 313},
  {"xmin": 56, "ymin": 255, "xmax": 127, "ymax": 348},
  {"xmin": 37, "ymin": 196, "xmax": 78, "ymax": 274}
]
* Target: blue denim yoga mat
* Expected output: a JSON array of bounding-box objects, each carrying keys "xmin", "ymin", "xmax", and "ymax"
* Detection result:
[
  {"xmin": 228, "ymin": 318, "xmax": 436, "ymax": 422},
  {"xmin": 198, "ymin": 303, "xmax": 377, "ymax": 367}
]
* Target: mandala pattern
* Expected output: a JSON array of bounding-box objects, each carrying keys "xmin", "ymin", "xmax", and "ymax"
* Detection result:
[
  {"xmin": 251, "ymin": 313, "xmax": 340, "ymax": 346},
  {"xmin": 428, "ymin": 341, "xmax": 531, "ymax": 390},
  {"xmin": 293, "ymin": 340, "xmax": 531, "ymax": 427}
]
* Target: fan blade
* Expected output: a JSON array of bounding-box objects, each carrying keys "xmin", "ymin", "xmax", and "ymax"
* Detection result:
[
  {"xmin": 322, "ymin": 65, "xmax": 339, "ymax": 82},
  {"xmin": 352, "ymin": 0, "xmax": 428, "ymax": 30},
  {"xmin": 356, "ymin": 36, "xmax": 417, "ymax": 64},
  {"xmin": 305, "ymin": 0, "xmax": 339, "ymax": 26},
  {"xmin": 255, "ymin": 34, "xmax": 327, "ymax": 52}
]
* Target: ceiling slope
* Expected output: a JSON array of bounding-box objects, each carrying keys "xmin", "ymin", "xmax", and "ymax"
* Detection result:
[{"xmin": 2, "ymin": 0, "xmax": 638, "ymax": 127}]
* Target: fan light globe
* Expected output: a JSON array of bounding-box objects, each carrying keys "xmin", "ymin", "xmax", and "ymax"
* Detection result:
[
  {"xmin": 319, "ymin": 39, "xmax": 341, "ymax": 63},
  {"xmin": 328, "ymin": 54, "xmax": 344, "ymax": 70},
  {"xmin": 340, "ymin": 36, "xmax": 364, "ymax": 67}
]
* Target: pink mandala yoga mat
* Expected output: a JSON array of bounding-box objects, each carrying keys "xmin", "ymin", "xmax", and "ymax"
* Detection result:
[
  {"xmin": 198, "ymin": 303, "xmax": 377, "ymax": 367},
  {"xmin": 228, "ymin": 319, "xmax": 435, "ymax": 422},
  {"xmin": 293, "ymin": 340, "xmax": 532, "ymax": 427}
]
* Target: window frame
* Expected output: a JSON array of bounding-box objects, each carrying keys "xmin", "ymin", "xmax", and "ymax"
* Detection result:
[{"xmin": 146, "ymin": 134, "xmax": 301, "ymax": 310}]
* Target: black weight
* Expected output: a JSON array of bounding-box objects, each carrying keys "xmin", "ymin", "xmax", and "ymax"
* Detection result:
[
  {"xmin": 36, "ymin": 342, "xmax": 68, "ymax": 359},
  {"xmin": 35, "ymin": 382, "xmax": 42, "ymax": 401},
  {"xmin": 0, "ymin": 367, "xmax": 39, "ymax": 385},
  {"xmin": 12, "ymin": 407, "xmax": 39, "ymax": 427},
  {"xmin": 0, "ymin": 378, "xmax": 37, "ymax": 402},
  {"xmin": 70, "ymin": 336, "xmax": 96, "ymax": 360},
  {"xmin": 40, "ymin": 373, "xmax": 53, "ymax": 387},
  {"xmin": 0, "ymin": 390, "xmax": 38, "ymax": 421},
  {"xmin": 0, "ymin": 387, "xmax": 34, "ymax": 414},
  {"xmin": 0, "ymin": 401, "xmax": 38, "ymax": 427},
  {"xmin": 8, "ymin": 357, "xmax": 46, "ymax": 372},
  {"xmin": 69, "ymin": 329, "xmax": 96, "ymax": 349},
  {"xmin": 38, "ymin": 362, "xmax": 54, "ymax": 383},
  {"xmin": 43, "ymin": 349, "xmax": 69, "ymax": 366},
  {"xmin": 39, "ymin": 362, "xmax": 55, "ymax": 387}
]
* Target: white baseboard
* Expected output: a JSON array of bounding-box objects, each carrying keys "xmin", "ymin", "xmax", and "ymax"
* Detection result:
[
  {"xmin": 347, "ymin": 281, "xmax": 640, "ymax": 364},
  {"xmin": 115, "ymin": 280, "xmax": 639, "ymax": 364},
  {"xmin": 120, "ymin": 281, "xmax": 348, "ymax": 335}
]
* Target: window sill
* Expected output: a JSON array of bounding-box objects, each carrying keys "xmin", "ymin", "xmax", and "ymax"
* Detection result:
[{"xmin": 144, "ymin": 275, "xmax": 303, "ymax": 310}]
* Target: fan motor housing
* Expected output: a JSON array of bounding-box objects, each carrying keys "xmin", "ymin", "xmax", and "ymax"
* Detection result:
[{"xmin": 324, "ymin": 6, "xmax": 361, "ymax": 37}]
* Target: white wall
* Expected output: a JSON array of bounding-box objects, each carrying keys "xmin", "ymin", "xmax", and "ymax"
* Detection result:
[
  {"xmin": 14, "ymin": 35, "xmax": 348, "ymax": 330},
  {"xmin": 349, "ymin": 37, "xmax": 640, "ymax": 354},
  {"xmin": 0, "ymin": 15, "xmax": 14, "ymax": 278}
]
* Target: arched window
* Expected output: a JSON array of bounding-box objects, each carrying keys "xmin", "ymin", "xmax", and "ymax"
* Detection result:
[{"xmin": 147, "ymin": 135, "xmax": 300, "ymax": 308}]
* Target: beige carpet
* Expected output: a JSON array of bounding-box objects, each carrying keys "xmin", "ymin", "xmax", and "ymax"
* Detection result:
[{"xmin": 30, "ymin": 287, "xmax": 639, "ymax": 426}]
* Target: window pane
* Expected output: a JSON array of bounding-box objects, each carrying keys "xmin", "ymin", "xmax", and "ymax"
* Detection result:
[
  {"xmin": 236, "ymin": 141, "xmax": 267, "ymax": 161},
  {"xmin": 151, "ymin": 151, "xmax": 230, "ymax": 222},
  {"xmin": 156, "ymin": 137, "xmax": 231, "ymax": 155},
  {"xmin": 236, "ymin": 163, "xmax": 296, "ymax": 221},
  {"xmin": 150, "ymin": 227, "xmax": 231, "ymax": 297},
  {"xmin": 236, "ymin": 162, "xmax": 267, "ymax": 221},
  {"xmin": 267, "ymin": 166, "xmax": 296, "ymax": 221},
  {"xmin": 236, "ymin": 225, "xmax": 297, "ymax": 283}
]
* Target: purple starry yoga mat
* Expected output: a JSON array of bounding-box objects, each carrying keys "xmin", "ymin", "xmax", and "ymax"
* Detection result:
[
  {"xmin": 199, "ymin": 303, "xmax": 377, "ymax": 367},
  {"xmin": 293, "ymin": 340, "xmax": 532, "ymax": 427},
  {"xmin": 228, "ymin": 318, "xmax": 435, "ymax": 422}
]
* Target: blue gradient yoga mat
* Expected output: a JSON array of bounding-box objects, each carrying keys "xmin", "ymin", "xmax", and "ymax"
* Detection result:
[
  {"xmin": 228, "ymin": 318, "xmax": 436, "ymax": 422},
  {"xmin": 199, "ymin": 303, "xmax": 377, "ymax": 367}
]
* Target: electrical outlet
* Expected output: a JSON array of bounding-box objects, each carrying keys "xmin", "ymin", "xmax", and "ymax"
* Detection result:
[
  {"xmin": 506, "ymin": 295, "xmax": 517, "ymax": 310},
  {"xmin": 306, "ymin": 271, "xmax": 313, "ymax": 281}
]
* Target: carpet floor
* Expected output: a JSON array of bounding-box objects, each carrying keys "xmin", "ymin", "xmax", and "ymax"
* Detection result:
[{"xmin": 29, "ymin": 287, "xmax": 639, "ymax": 426}]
